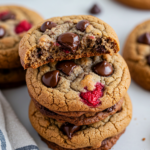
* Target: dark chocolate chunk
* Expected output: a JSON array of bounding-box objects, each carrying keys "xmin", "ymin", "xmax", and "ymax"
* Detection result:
[
  {"xmin": 60, "ymin": 122, "xmax": 81, "ymax": 139},
  {"xmin": 0, "ymin": 26, "xmax": 5, "ymax": 38},
  {"xmin": 93, "ymin": 60, "xmax": 113, "ymax": 77},
  {"xmin": 56, "ymin": 60, "xmax": 77, "ymax": 76},
  {"xmin": 57, "ymin": 32, "xmax": 80, "ymax": 52},
  {"xmin": 90, "ymin": 4, "xmax": 101, "ymax": 14},
  {"xmin": 146, "ymin": 55, "xmax": 150, "ymax": 65},
  {"xmin": 40, "ymin": 21, "xmax": 57, "ymax": 32},
  {"xmin": 0, "ymin": 12, "xmax": 15, "ymax": 21},
  {"xmin": 37, "ymin": 48, "xmax": 43, "ymax": 58},
  {"xmin": 96, "ymin": 45, "xmax": 106, "ymax": 53},
  {"xmin": 76, "ymin": 20, "xmax": 90, "ymax": 32},
  {"xmin": 137, "ymin": 33, "xmax": 150, "ymax": 45},
  {"xmin": 42, "ymin": 70, "xmax": 59, "ymax": 88}
]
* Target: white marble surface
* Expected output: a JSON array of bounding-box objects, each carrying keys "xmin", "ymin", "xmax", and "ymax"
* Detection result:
[{"xmin": 1, "ymin": 0, "xmax": 150, "ymax": 149}]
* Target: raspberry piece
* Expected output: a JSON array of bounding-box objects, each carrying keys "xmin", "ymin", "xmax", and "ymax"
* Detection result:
[
  {"xmin": 62, "ymin": 49, "xmax": 70, "ymax": 54},
  {"xmin": 0, "ymin": 11, "xmax": 9, "ymax": 19},
  {"xmin": 15, "ymin": 20, "xmax": 32, "ymax": 34},
  {"xmin": 80, "ymin": 82, "xmax": 104, "ymax": 107}
]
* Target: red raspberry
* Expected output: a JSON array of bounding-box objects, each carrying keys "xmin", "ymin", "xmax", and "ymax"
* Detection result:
[
  {"xmin": 80, "ymin": 83, "xmax": 104, "ymax": 107},
  {"xmin": 62, "ymin": 49, "xmax": 70, "ymax": 54},
  {"xmin": 0, "ymin": 11, "xmax": 9, "ymax": 19},
  {"xmin": 15, "ymin": 20, "xmax": 32, "ymax": 34}
]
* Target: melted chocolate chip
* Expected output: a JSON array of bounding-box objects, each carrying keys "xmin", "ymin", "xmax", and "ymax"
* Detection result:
[
  {"xmin": 146, "ymin": 55, "xmax": 150, "ymax": 66},
  {"xmin": 0, "ymin": 26, "xmax": 5, "ymax": 38},
  {"xmin": 90, "ymin": 4, "xmax": 101, "ymax": 14},
  {"xmin": 105, "ymin": 104, "xmax": 116, "ymax": 113},
  {"xmin": 93, "ymin": 61, "xmax": 113, "ymax": 77},
  {"xmin": 57, "ymin": 32, "xmax": 80, "ymax": 52},
  {"xmin": 37, "ymin": 48, "xmax": 43, "ymax": 58},
  {"xmin": 40, "ymin": 21, "xmax": 57, "ymax": 32},
  {"xmin": 60, "ymin": 123, "xmax": 81, "ymax": 139},
  {"xmin": 1, "ymin": 12, "xmax": 15, "ymax": 21},
  {"xmin": 137, "ymin": 33, "xmax": 150, "ymax": 45},
  {"xmin": 76, "ymin": 20, "xmax": 90, "ymax": 32},
  {"xmin": 1, "ymin": 69, "xmax": 10, "ymax": 74},
  {"xmin": 42, "ymin": 70, "xmax": 59, "ymax": 88},
  {"xmin": 56, "ymin": 60, "xmax": 77, "ymax": 76},
  {"xmin": 96, "ymin": 45, "xmax": 106, "ymax": 53}
]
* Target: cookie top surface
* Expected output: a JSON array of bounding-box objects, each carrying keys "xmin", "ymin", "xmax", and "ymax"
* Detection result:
[
  {"xmin": 29, "ymin": 93, "xmax": 132, "ymax": 149},
  {"xmin": 123, "ymin": 20, "xmax": 150, "ymax": 90},
  {"xmin": 115, "ymin": 0, "xmax": 150, "ymax": 10},
  {"xmin": 0, "ymin": 5, "xmax": 43, "ymax": 68},
  {"xmin": 26, "ymin": 53, "xmax": 131, "ymax": 112},
  {"xmin": 19, "ymin": 15, "xmax": 120, "ymax": 69}
]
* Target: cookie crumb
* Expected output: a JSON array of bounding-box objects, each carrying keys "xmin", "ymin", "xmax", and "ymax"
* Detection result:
[{"xmin": 142, "ymin": 138, "xmax": 146, "ymax": 141}]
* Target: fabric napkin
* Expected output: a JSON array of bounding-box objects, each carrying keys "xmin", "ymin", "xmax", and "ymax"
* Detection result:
[{"xmin": 0, "ymin": 91, "xmax": 39, "ymax": 150}]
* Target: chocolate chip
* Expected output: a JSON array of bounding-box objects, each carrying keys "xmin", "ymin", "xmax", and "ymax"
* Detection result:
[
  {"xmin": 40, "ymin": 21, "xmax": 57, "ymax": 32},
  {"xmin": 105, "ymin": 104, "xmax": 116, "ymax": 113},
  {"xmin": 96, "ymin": 45, "xmax": 106, "ymax": 53},
  {"xmin": 93, "ymin": 61, "xmax": 113, "ymax": 77},
  {"xmin": 56, "ymin": 60, "xmax": 77, "ymax": 76},
  {"xmin": 42, "ymin": 70, "xmax": 59, "ymax": 88},
  {"xmin": 1, "ymin": 69, "xmax": 10, "ymax": 74},
  {"xmin": 1, "ymin": 12, "xmax": 15, "ymax": 21},
  {"xmin": 137, "ymin": 33, "xmax": 150, "ymax": 45},
  {"xmin": 0, "ymin": 26, "xmax": 5, "ymax": 38},
  {"xmin": 57, "ymin": 32, "xmax": 80, "ymax": 52},
  {"xmin": 37, "ymin": 49, "xmax": 43, "ymax": 58},
  {"xmin": 60, "ymin": 122, "xmax": 81, "ymax": 139},
  {"xmin": 76, "ymin": 20, "xmax": 90, "ymax": 32},
  {"xmin": 90, "ymin": 4, "xmax": 101, "ymax": 14},
  {"xmin": 146, "ymin": 55, "xmax": 150, "ymax": 66}
]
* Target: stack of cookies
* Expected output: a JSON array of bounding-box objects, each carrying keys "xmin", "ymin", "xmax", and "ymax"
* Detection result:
[
  {"xmin": 19, "ymin": 15, "xmax": 132, "ymax": 150},
  {"xmin": 0, "ymin": 5, "xmax": 43, "ymax": 88}
]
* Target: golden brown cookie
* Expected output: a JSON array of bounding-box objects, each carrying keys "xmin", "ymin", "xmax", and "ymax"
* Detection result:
[
  {"xmin": 0, "ymin": 67, "xmax": 26, "ymax": 89},
  {"xmin": 0, "ymin": 5, "xmax": 43, "ymax": 69},
  {"xmin": 123, "ymin": 20, "xmax": 150, "ymax": 90},
  {"xmin": 19, "ymin": 15, "xmax": 120, "ymax": 69},
  {"xmin": 26, "ymin": 53, "xmax": 130, "ymax": 112},
  {"xmin": 29, "ymin": 93, "xmax": 132, "ymax": 149},
  {"xmin": 115, "ymin": 0, "xmax": 150, "ymax": 10}
]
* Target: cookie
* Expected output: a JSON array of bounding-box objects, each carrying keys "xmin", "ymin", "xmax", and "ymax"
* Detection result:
[
  {"xmin": 0, "ymin": 67, "xmax": 26, "ymax": 89},
  {"xmin": 123, "ymin": 20, "xmax": 150, "ymax": 90},
  {"xmin": 115, "ymin": 0, "xmax": 150, "ymax": 10},
  {"xmin": 19, "ymin": 15, "xmax": 120, "ymax": 69},
  {"xmin": 29, "ymin": 93, "xmax": 132, "ymax": 149},
  {"xmin": 26, "ymin": 53, "xmax": 130, "ymax": 112},
  {"xmin": 0, "ymin": 5, "xmax": 43, "ymax": 69},
  {"xmin": 40, "ymin": 130, "xmax": 125, "ymax": 150},
  {"xmin": 32, "ymin": 97, "xmax": 123, "ymax": 125}
]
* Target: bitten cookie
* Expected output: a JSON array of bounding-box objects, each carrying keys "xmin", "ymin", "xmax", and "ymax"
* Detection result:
[
  {"xmin": 0, "ymin": 5, "xmax": 43, "ymax": 69},
  {"xmin": 0, "ymin": 67, "xmax": 26, "ymax": 88},
  {"xmin": 115, "ymin": 0, "xmax": 150, "ymax": 10},
  {"xmin": 123, "ymin": 20, "xmax": 150, "ymax": 90},
  {"xmin": 29, "ymin": 93, "xmax": 132, "ymax": 150},
  {"xmin": 26, "ymin": 53, "xmax": 131, "ymax": 112},
  {"xmin": 19, "ymin": 15, "xmax": 120, "ymax": 69}
]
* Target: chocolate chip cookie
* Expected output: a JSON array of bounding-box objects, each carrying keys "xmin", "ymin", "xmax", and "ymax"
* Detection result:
[
  {"xmin": 115, "ymin": 0, "xmax": 150, "ymax": 10},
  {"xmin": 0, "ymin": 5, "xmax": 43, "ymax": 69},
  {"xmin": 19, "ymin": 15, "xmax": 120, "ymax": 69},
  {"xmin": 29, "ymin": 93, "xmax": 132, "ymax": 150},
  {"xmin": 26, "ymin": 53, "xmax": 131, "ymax": 112},
  {"xmin": 0, "ymin": 67, "xmax": 25, "ymax": 88},
  {"xmin": 123, "ymin": 20, "xmax": 150, "ymax": 90}
]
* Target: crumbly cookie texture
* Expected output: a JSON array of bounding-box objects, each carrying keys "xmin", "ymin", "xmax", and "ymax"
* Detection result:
[
  {"xmin": 123, "ymin": 20, "xmax": 150, "ymax": 90},
  {"xmin": 41, "ymin": 130, "xmax": 125, "ymax": 150},
  {"xmin": 0, "ymin": 67, "xmax": 25, "ymax": 88},
  {"xmin": 0, "ymin": 5, "xmax": 43, "ymax": 69},
  {"xmin": 26, "ymin": 53, "xmax": 131, "ymax": 112},
  {"xmin": 29, "ymin": 93, "xmax": 132, "ymax": 149},
  {"xmin": 19, "ymin": 15, "xmax": 120, "ymax": 69},
  {"xmin": 115, "ymin": 0, "xmax": 150, "ymax": 10},
  {"xmin": 32, "ymin": 97, "xmax": 123, "ymax": 125}
]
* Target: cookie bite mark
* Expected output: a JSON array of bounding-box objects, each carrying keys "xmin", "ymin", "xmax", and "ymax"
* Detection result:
[
  {"xmin": 42, "ymin": 70, "xmax": 59, "ymax": 88},
  {"xmin": 60, "ymin": 122, "xmax": 81, "ymax": 139},
  {"xmin": 80, "ymin": 82, "xmax": 104, "ymax": 107},
  {"xmin": 0, "ymin": 11, "xmax": 16, "ymax": 21},
  {"xmin": 15, "ymin": 20, "xmax": 32, "ymax": 34},
  {"xmin": 137, "ymin": 32, "xmax": 150, "ymax": 45},
  {"xmin": 56, "ymin": 60, "xmax": 77, "ymax": 76}
]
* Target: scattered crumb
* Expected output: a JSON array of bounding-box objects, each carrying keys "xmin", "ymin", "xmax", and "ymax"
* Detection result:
[
  {"xmin": 134, "ymin": 118, "xmax": 137, "ymax": 120},
  {"xmin": 142, "ymin": 138, "xmax": 146, "ymax": 141}
]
